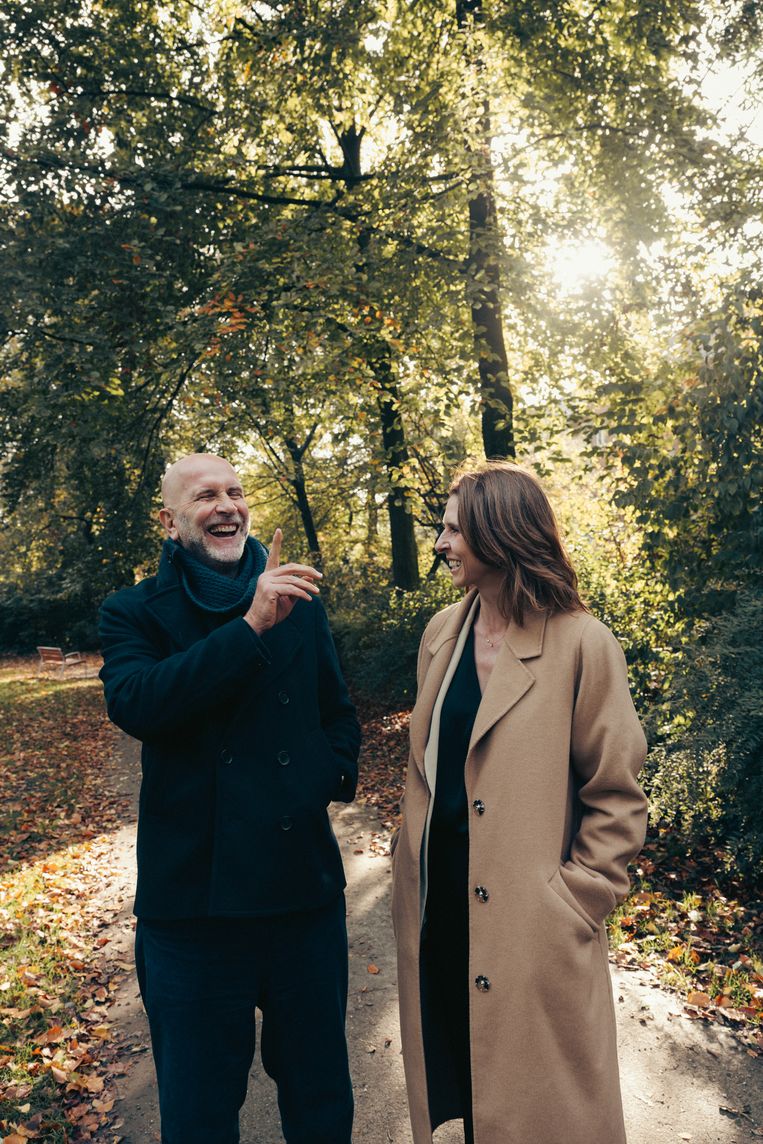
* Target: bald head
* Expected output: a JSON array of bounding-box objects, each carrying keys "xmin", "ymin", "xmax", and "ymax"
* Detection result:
[
  {"xmin": 161, "ymin": 453, "xmax": 240, "ymax": 508},
  {"xmin": 159, "ymin": 453, "xmax": 250, "ymax": 575}
]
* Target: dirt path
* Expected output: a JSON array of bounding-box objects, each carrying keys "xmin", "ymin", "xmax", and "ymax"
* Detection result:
[{"xmin": 96, "ymin": 735, "xmax": 763, "ymax": 1144}]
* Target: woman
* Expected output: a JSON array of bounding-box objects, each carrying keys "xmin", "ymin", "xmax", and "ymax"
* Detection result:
[{"xmin": 391, "ymin": 462, "xmax": 648, "ymax": 1144}]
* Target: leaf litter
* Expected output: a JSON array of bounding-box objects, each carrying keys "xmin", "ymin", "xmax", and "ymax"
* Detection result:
[{"xmin": 0, "ymin": 658, "xmax": 130, "ymax": 1142}]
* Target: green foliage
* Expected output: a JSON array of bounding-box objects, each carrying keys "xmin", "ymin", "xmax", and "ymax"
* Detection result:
[
  {"xmin": 330, "ymin": 568, "xmax": 459, "ymax": 706},
  {"xmin": 575, "ymin": 268, "xmax": 763, "ymax": 881},
  {"xmin": 647, "ymin": 587, "xmax": 763, "ymax": 877},
  {"xmin": 548, "ymin": 469, "xmax": 680, "ymax": 730},
  {"xmin": 0, "ymin": 575, "xmax": 100, "ymax": 653},
  {"xmin": 1, "ymin": 0, "xmax": 762, "ymax": 879},
  {"xmin": 1, "ymin": 0, "xmax": 740, "ymax": 603},
  {"xmin": 599, "ymin": 284, "xmax": 763, "ymax": 608}
]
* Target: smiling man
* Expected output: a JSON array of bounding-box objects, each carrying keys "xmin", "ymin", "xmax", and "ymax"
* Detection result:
[
  {"xmin": 98, "ymin": 453, "xmax": 360, "ymax": 1144},
  {"xmin": 160, "ymin": 454, "xmax": 252, "ymax": 569}
]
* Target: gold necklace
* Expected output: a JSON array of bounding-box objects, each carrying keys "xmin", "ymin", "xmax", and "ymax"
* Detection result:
[{"xmin": 478, "ymin": 622, "xmax": 507, "ymax": 648}]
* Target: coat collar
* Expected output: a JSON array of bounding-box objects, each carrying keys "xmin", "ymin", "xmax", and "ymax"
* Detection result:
[
  {"xmin": 412, "ymin": 589, "xmax": 548, "ymax": 772},
  {"xmin": 424, "ymin": 588, "xmax": 548, "ymax": 661},
  {"xmin": 143, "ymin": 547, "xmax": 208, "ymax": 647},
  {"xmin": 142, "ymin": 548, "xmax": 303, "ymax": 681}
]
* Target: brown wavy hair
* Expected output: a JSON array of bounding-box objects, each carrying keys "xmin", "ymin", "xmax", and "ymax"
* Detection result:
[{"xmin": 449, "ymin": 461, "xmax": 585, "ymax": 624}]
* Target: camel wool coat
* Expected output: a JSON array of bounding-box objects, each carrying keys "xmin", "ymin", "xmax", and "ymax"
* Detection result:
[{"xmin": 391, "ymin": 590, "xmax": 648, "ymax": 1144}]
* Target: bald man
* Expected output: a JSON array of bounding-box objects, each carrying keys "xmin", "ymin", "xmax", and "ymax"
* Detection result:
[{"xmin": 99, "ymin": 454, "xmax": 360, "ymax": 1144}]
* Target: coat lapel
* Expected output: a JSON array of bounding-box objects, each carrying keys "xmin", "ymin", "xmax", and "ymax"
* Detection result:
[
  {"xmin": 468, "ymin": 608, "xmax": 547, "ymax": 753},
  {"xmin": 144, "ymin": 583, "xmax": 208, "ymax": 648},
  {"xmin": 409, "ymin": 591, "xmax": 478, "ymax": 774},
  {"xmin": 142, "ymin": 549, "xmax": 208, "ymax": 648},
  {"xmin": 143, "ymin": 561, "xmax": 304, "ymax": 685},
  {"xmin": 410, "ymin": 594, "xmax": 550, "ymax": 770}
]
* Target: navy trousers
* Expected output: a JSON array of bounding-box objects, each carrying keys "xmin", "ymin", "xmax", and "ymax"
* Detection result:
[{"xmin": 135, "ymin": 895, "xmax": 353, "ymax": 1144}]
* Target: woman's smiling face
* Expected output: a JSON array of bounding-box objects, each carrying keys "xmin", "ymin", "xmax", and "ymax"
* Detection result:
[{"xmin": 435, "ymin": 494, "xmax": 500, "ymax": 592}]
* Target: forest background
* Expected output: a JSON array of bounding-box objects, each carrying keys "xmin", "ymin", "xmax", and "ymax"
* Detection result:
[{"xmin": 1, "ymin": 0, "xmax": 761, "ymax": 884}]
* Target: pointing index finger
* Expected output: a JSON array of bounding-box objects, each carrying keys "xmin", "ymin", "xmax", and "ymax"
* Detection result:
[{"xmin": 265, "ymin": 528, "xmax": 283, "ymax": 570}]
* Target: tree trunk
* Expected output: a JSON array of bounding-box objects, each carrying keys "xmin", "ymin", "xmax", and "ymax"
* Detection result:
[
  {"xmin": 376, "ymin": 366, "xmax": 421, "ymax": 590},
  {"xmin": 340, "ymin": 125, "xmax": 421, "ymax": 589},
  {"xmin": 457, "ymin": 0, "xmax": 515, "ymax": 459},
  {"xmin": 283, "ymin": 434, "xmax": 323, "ymax": 570}
]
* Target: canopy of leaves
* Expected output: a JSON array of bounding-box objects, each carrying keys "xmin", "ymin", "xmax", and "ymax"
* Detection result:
[{"xmin": 1, "ymin": 1, "xmax": 762, "ymax": 869}]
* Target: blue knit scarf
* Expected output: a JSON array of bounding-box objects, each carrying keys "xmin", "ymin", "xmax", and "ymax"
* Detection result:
[{"xmin": 166, "ymin": 536, "xmax": 268, "ymax": 614}]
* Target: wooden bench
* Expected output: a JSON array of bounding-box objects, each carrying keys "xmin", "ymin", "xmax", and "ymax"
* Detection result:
[{"xmin": 36, "ymin": 646, "xmax": 86, "ymax": 676}]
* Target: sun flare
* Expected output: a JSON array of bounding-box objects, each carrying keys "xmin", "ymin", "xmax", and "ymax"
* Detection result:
[{"xmin": 547, "ymin": 237, "xmax": 615, "ymax": 294}]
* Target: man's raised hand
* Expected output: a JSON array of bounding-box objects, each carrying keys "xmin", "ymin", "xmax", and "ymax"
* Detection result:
[{"xmin": 244, "ymin": 529, "xmax": 322, "ymax": 635}]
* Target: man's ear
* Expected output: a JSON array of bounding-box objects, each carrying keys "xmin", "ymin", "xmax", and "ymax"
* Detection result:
[{"xmin": 159, "ymin": 507, "xmax": 179, "ymax": 539}]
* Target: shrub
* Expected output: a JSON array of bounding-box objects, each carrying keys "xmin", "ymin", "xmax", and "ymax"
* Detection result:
[
  {"xmin": 648, "ymin": 586, "xmax": 763, "ymax": 882},
  {"xmin": 329, "ymin": 566, "xmax": 459, "ymax": 706},
  {"xmin": 0, "ymin": 576, "xmax": 101, "ymax": 653}
]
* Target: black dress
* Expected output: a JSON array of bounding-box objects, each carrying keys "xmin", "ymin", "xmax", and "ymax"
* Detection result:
[{"xmin": 420, "ymin": 626, "xmax": 481, "ymax": 1137}]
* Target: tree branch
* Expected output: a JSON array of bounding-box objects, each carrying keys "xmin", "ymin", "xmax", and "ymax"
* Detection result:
[
  {"xmin": 46, "ymin": 82, "xmax": 216, "ymax": 114},
  {"xmin": 34, "ymin": 327, "xmax": 102, "ymax": 348},
  {"xmin": 1, "ymin": 148, "xmax": 463, "ymax": 266}
]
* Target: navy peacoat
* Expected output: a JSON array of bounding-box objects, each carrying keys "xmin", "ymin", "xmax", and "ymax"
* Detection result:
[{"xmin": 99, "ymin": 545, "xmax": 361, "ymax": 919}]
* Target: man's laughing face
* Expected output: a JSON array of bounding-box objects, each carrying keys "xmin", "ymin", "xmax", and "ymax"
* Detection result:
[{"xmin": 159, "ymin": 454, "xmax": 250, "ymax": 574}]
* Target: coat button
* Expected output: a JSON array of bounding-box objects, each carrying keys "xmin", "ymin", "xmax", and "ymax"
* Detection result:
[
  {"xmin": 219, "ymin": 747, "xmax": 233, "ymax": 765},
  {"xmin": 472, "ymin": 799, "xmax": 485, "ymax": 815},
  {"xmin": 277, "ymin": 750, "xmax": 290, "ymax": 766},
  {"xmin": 474, "ymin": 885, "xmax": 489, "ymax": 903},
  {"xmin": 278, "ymin": 690, "xmax": 290, "ymax": 705},
  {"xmin": 475, "ymin": 975, "xmax": 491, "ymax": 992},
  {"xmin": 279, "ymin": 815, "xmax": 293, "ymax": 831}
]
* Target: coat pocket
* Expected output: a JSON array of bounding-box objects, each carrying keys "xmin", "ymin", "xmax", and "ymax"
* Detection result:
[
  {"xmin": 546, "ymin": 867, "xmax": 599, "ymax": 937},
  {"xmin": 306, "ymin": 726, "xmax": 347, "ymax": 805}
]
